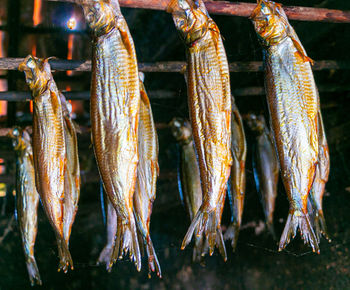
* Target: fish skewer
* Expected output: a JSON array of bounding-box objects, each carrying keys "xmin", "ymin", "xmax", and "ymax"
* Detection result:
[
  {"xmin": 168, "ymin": 0, "xmax": 232, "ymax": 256},
  {"xmin": 79, "ymin": 0, "xmax": 141, "ymax": 270},
  {"xmin": 133, "ymin": 74, "xmax": 161, "ymax": 277},
  {"xmin": 246, "ymin": 114, "xmax": 279, "ymax": 238},
  {"xmin": 251, "ymin": 0, "xmax": 320, "ymax": 253},
  {"xmin": 9, "ymin": 128, "xmax": 42, "ymax": 286},
  {"xmin": 224, "ymin": 98, "xmax": 247, "ymax": 251},
  {"xmin": 19, "ymin": 56, "xmax": 74, "ymax": 271}
]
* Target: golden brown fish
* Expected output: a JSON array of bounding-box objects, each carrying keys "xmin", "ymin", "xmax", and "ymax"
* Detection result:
[
  {"xmin": 224, "ymin": 98, "xmax": 247, "ymax": 251},
  {"xmin": 80, "ymin": 0, "xmax": 141, "ymax": 270},
  {"xmin": 247, "ymin": 114, "xmax": 279, "ymax": 238},
  {"xmin": 59, "ymin": 92, "xmax": 81, "ymax": 249},
  {"xmin": 251, "ymin": 0, "xmax": 319, "ymax": 252},
  {"xmin": 9, "ymin": 128, "xmax": 42, "ymax": 286},
  {"xmin": 168, "ymin": 0, "xmax": 231, "ymax": 256},
  {"xmin": 133, "ymin": 74, "xmax": 161, "ymax": 277},
  {"xmin": 19, "ymin": 56, "xmax": 73, "ymax": 271}
]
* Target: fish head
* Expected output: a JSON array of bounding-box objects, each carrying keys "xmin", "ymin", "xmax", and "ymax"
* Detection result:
[
  {"xmin": 169, "ymin": 117, "xmax": 192, "ymax": 144},
  {"xmin": 250, "ymin": 0, "xmax": 289, "ymax": 46},
  {"xmin": 18, "ymin": 55, "xmax": 52, "ymax": 96},
  {"xmin": 81, "ymin": 0, "xmax": 117, "ymax": 36},
  {"xmin": 246, "ymin": 113, "xmax": 265, "ymax": 135},
  {"xmin": 7, "ymin": 127, "xmax": 25, "ymax": 151},
  {"xmin": 167, "ymin": 0, "xmax": 209, "ymax": 46}
]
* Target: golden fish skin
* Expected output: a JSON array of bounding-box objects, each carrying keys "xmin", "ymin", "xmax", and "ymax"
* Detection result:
[
  {"xmin": 310, "ymin": 111, "xmax": 330, "ymax": 242},
  {"xmin": 247, "ymin": 114, "xmax": 279, "ymax": 239},
  {"xmin": 80, "ymin": 0, "xmax": 141, "ymax": 270},
  {"xmin": 251, "ymin": 1, "xmax": 319, "ymax": 253},
  {"xmin": 9, "ymin": 128, "xmax": 42, "ymax": 286},
  {"xmin": 19, "ymin": 56, "xmax": 73, "ymax": 271},
  {"xmin": 133, "ymin": 75, "xmax": 161, "ymax": 277},
  {"xmin": 224, "ymin": 98, "xmax": 247, "ymax": 251},
  {"xmin": 59, "ymin": 93, "xmax": 81, "ymax": 248},
  {"xmin": 97, "ymin": 195, "xmax": 117, "ymax": 272},
  {"xmin": 168, "ymin": 0, "xmax": 232, "ymax": 255}
]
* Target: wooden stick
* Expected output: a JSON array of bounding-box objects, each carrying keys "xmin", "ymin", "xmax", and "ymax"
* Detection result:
[
  {"xmin": 46, "ymin": 0, "xmax": 350, "ymax": 23},
  {"xmin": 2, "ymin": 58, "xmax": 350, "ymax": 73}
]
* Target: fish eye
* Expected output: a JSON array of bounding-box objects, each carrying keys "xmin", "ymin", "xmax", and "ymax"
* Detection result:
[
  {"xmin": 12, "ymin": 128, "xmax": 20, "ymax": 137},
  {"xmin": 27, "ymin": 58, "xmax": 35, "ymax": 69}
]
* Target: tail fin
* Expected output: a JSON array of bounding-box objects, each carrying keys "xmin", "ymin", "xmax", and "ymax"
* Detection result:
[
  {"xmin": 110, "ymin": 217, "xmax": 141, "ymax": 271},
  {"xmin": 192, "ymin": 233, "xmax": 205, "ymax": 263},
  {"xmin": 215, "ymin": 228, "xmax": 227, "ymax": 261},
  {"xmin": 26, "ymin": 256, "xmax": 42, "ymax": 286},
  {"xmin": 224, "ymin": 222, "xmax": 240, "ymax": 252},
  {"xmin": 314, "ymin": 210, "xmax": 331, "ymax": 243},
  {"xmin": 266, "ymin": 221, "xmax": 277, "ymax": 241},
  {"xmin": 57, "ymin": 237, "xmax": 74, "ymax": 273},
  {"xmin": 145, "ymin": 237, "xmax": 162, "ymax": 278},
  {"xmin": 97, "ymin": 245, "xmax": 114, "ymax": 272},
  {"xmin": 279, "ymin": 209, "xmax": 319, "ymax": 253}
]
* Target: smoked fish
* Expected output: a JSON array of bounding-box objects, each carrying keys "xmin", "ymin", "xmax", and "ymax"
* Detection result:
[
  {"xmin": 80, "ymin": 0, "xmax": 141, "ymax": 270},
  {"xmin": 59, "ymin": 92, "xmax": 81, "ymax": 249},
  {"xmin": 251, "ymin": 0, "xmax": 320, "ymax": 252},
  {"xmin": 247, "ymin": 114, "xmax": 279, "ymax": 238},
  {"xmin": 133, "ymin": 74, "xmax": 161, "ymax": 277},
  {"xmin": 168, "ymin": 0, "xmax": 232, "ymax": 256},
  {"xmin": 19, "ymin": 56, "xmax": 73, "ymax": 271},
  {"xmin": 224, "ymin": 98, "xmax": 247, "ymax": 251},
  {"xmin": 9, "ymin": 128, "xmax": 42, "ymax": 286}
]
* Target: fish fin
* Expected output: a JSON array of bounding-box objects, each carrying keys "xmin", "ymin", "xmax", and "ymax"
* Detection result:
[
  {"xmin": 266, "ymin": 221, "xmax": 277, "ymax": 241},
  {"xmin": 215, "ymin": 228, "xmax": 227, "ymax": 261},
  {"xmin": 314, "ymin": 210, "xmax": 331, "ymax": 243},
  {"xmin": 223, "ymin": 222, "xmax": 240, "ymax": 252},
  {"xmin": 97, "ymin": 245, "xmax": 114, "ymax": 272},
  {"xmin": 279, "ymin": 209, "xmax": 319, "ymax": 253},
  {"xmin": 57, "ymin": 237, "xmax": 74, "ymax": 273},
  {"xmin": 116, "ymin": 18, "xmax": 134, "ymax": 56},
  {"xmin": 26, "ymin": 256, "xmax": 42, "ymax": 286},
  {"xmin": 145, "ymin": 236, "xmax": 162, "ymax": 278},
  {"xmin": 110, "ymin": 216, "xmax": 141, "ymax": 271},
  {"xmin": 181, "ymin": 207, "xmax": 218, "ymax": 256},
  {"xmin": 192, "ymin": 232, "xmax": 205, "ymax": 262},
  {"xmin": 291, "ymin": 38, "xmax": 314, "ymax": 65}
]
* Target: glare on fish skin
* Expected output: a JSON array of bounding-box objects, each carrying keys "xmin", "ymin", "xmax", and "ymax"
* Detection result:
[{"xmin": 67, "ymin": 17, "xmax": 77, "ymax": 30}]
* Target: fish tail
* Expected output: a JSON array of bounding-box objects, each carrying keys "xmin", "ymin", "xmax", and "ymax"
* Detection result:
[
  {"xmin": 145, "ymin": 236, "xmax": 162, "ymax": 278},
  {"xmin": 181, "ymin": 208, "xmax": 220, "ymax": 256},
  {"xmin": 266, "ymin": 221, "xmax": 277, "ymax": 241},
  {"xmin": 278, "ymin": 209, "xmax": 319, "ymax": 254},
  {"xmin": 57, "ymin": 237, "xmax": 74, "ymax": 273},
  {"xmin": 315, "ymin": 210, "xmax": 331, "ymax": 243},
  {"xmin": 97, "ymin": 245, "xmax": 114, "ymax": 272},
  {"xmin": 192, "ymin": 232, "xmax": 205, "ymax": 262},
  {"xmin": 215, "ymin": 228, "xmax": 227, "ymax": 262},
  {"xmin": 110, "ymin": 216, "xmax": 141, "ymax": 271},
  {"xmin": 223, "ymin": 222, "xmax": 240, "ymax": 252},
  {"xmin": 26, "ymin": 256, "xmax": 42, "ymax": 286}
]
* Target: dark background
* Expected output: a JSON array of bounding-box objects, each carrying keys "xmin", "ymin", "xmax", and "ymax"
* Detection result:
[{"xmin": 0, "ymin": 0, "xmax": 350, "ymax": 289}]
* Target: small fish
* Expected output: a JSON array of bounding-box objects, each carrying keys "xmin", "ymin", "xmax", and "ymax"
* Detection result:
[
  {"xmin": 59, "ymin": 92, "xmax": 81, "ymax": 250},
  {"xmin": 8, "ymin": 128, "xmax": 42, "ymax": 286},
  {"xmin": 224, "ymin": 98, "xmax": 247, "ymax": 251},
  {"xmin": 19, "ymin": 56, "xmax": 73, "ymax": 271},
  {"xmin": 251, "ymin": 0, "xmax": 320, "ymax": 253},
  {"xmin": 133, "ymin": 74, "xmax": 161, "ymax": 277},
  {"xmin": 80, "ymin": 0, "xmax": 141, "ymax": 270},
  {"xmin": 246, "ymin": 114, "xmax": 279, "ymax": 238},
  {"xmin": 310, "ymin": 111, "xmax": 330, "ymax": 242},
  {"xmin": 168, "ymin": 0, "xmax": 231, "ymax": 257}
]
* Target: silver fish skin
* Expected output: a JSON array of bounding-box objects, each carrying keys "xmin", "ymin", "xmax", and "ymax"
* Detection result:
[{"xmin": 10, "ymin": 128, "xmax": 42, "ymax": 286}]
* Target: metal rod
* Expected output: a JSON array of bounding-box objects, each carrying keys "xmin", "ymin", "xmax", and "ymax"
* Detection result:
[
  {"xmin": 2, "ymin": 58, "xmax": 350, "ymax": 73},
  {"xmin": 46, "ymin": 0, "xmax": 350, "ymax": 23}
]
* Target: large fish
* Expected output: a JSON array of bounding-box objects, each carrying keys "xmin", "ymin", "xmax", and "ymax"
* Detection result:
[
  {"xmin": 168, "ymin": 0, "xmax": 231, "ymax": 256},
  {"xmin": 310, "ymin": 111, "xmax": 330, "ymax": 242},
  {"xmin": 80, "ymin": 0, "xmax": 141, "ymax": 270},
  {"xmin": 246, "ymin": 114, "xmax": 279, "ymax": 238},
  {"xmin": 251, "ymin": 0, "xmax": 320, "ymax": 252},
  {"xmin": 224, "ymin": 98, "xmax": 247, "ymax": 251},
  {"xmin": 59, "ymin": 92, "xmax": 81, "ymax": 249},
  {"xmin": 19, "ymin": 56, "xmax": 73, "ymax": 271},
  {"xmin": 133, "ymin": 74, "xmax": 161, "ymax": 277},
  {"xmin": 9, "ymin": 128, "xmax": 42, "ymax": 286}
]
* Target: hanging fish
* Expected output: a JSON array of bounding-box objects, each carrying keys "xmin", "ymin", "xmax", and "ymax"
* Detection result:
[
  {"xmin": 80, "ymin": 0, "xmax": 141, "ymax": 270},
  {"xmin": 224, "ymin": 98, "xmax": 247, "ymax": 251},
  {"xmin": 133, "ymin": 74, "xmax": 161, "ymax": 277},
  {"xmin": 246, "ymin": 114, "xmax": 279, "ymax": 238},
  {"xmin": 168, "ymin": 0, "xmax": 231, "ymax": 256},
  {"xmin": 8, "ymin": 128, "xmax": 42, "ymax": 286},
  {"xmin": 251, "ymin": 0, "xmax": 320, "ymax": 252},
  {"xmin": 19, "ymin": 56, "xmax": 73, "ymax": 271},
  {"xmin": 59, "ymin": 92, "xmax": 81, "ymax": 251}
]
